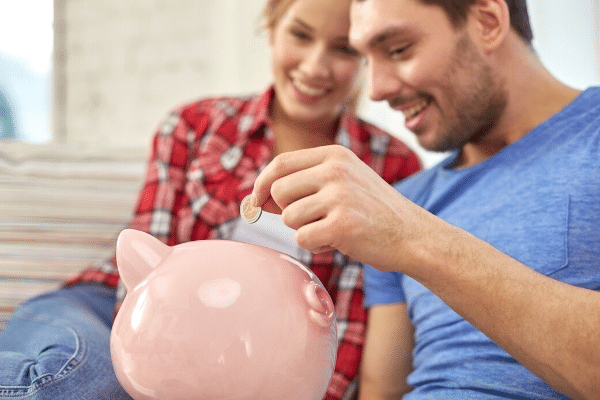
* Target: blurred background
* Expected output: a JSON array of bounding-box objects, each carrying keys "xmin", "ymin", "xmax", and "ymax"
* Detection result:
[{"xmin": 1, "ymin": 0, "xmax": 599, "ymax": 166}]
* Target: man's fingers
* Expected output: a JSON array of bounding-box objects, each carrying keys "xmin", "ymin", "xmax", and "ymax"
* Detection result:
[
  {"xmin": 260, "ymin": 196, "xmax": 282, "ymax": 215},
  {"xmin": 295, "ymin": 216, "xmax": 337, "ymax": 254},
  {"xmin": 252, "ymin": 147, "xmax": 331, "ymax": 207},
  {"xmin": 281, "ymin": 191, "xmax": 327, "ymax": 230}
]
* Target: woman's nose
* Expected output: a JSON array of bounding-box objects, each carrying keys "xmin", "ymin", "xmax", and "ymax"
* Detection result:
[{"xmin": 298, "ymin": 45, "xmax": 331, "ymax": 80}]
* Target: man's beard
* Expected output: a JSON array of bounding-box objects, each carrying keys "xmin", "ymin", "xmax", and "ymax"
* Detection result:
[{"xmin": 429, "ymin": 33, "xmax": 508, "ymax": 153}]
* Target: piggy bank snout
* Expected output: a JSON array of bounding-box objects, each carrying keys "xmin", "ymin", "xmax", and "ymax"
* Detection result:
[{"xmin": 304, "ymin": 282, "xmax": 335, "ymax": 328}]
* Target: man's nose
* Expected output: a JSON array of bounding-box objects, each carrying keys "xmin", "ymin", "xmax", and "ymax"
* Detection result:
[{"xmin": 368, "ymin": 58, "xmax": 404, "ymax": 102}]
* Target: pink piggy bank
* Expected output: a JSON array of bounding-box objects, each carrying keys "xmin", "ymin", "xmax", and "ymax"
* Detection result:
[{"xmin": 110, "ymin": 229, "xmax": 337, "ymax": 400}]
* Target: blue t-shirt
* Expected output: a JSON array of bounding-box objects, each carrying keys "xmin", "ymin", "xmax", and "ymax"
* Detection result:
[{"xmin": 365, "ymin": 87, "xmax": 600, "ymax": 399}]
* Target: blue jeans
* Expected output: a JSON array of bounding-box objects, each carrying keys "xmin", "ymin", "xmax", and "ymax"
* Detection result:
[{"xmin": 0, "ymin": 283, "xmax": 133, "ymax": 399}]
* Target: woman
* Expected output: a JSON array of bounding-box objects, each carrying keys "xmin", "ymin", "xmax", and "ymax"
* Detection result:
[{"xmin": 0, "ymin": 0, "xmax": 421, "ymax": 399}]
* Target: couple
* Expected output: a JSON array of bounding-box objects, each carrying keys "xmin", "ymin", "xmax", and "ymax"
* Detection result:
[{"xmin": 1, "ymin": 0, "xmax": 599, "ymax": 399}]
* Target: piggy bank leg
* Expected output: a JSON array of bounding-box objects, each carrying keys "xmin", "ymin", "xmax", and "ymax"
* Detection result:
[{"xmin": 0, "ymin": 284, "xmax": 133, "ymax": 400}]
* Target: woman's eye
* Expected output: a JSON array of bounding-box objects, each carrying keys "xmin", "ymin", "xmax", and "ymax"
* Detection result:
[
  {"xmin": 336, "ymin": 44, "xmax": 360, "ymax": 56},
  {"xmin": 291, "ymin": 30, "xmax": 311, "ymax": 41}
]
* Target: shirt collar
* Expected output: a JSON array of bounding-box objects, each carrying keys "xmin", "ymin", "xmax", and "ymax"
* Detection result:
[{"xmin": 243, "ymin": 86, "xmax": 275, "ymax": 141}]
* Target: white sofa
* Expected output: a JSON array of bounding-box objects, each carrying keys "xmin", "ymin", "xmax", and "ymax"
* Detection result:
[{"xmin": 0, "ymin": 143, "xmax": 147, "ymax": 331}]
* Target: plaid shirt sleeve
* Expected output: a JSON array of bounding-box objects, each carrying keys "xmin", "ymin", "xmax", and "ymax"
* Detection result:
[
  {"xmin": 64, "ymin": 91, "xmax": 269, "ymax": 295},
  {"xmin": 65, "ymin": 93, "xmax": 266, "ymax": 306},
  {"xmin": 128, "ymin": 110, "xmax": 197, "ymax": 244},
  {"xmin": 64, "ymin": 108, "xmax": 202, "ymax": 296}
]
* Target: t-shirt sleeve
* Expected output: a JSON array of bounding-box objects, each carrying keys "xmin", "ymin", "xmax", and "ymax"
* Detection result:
[{"xmin": 363, "ymin": 264, "xmax": 406, "ymax": 307}]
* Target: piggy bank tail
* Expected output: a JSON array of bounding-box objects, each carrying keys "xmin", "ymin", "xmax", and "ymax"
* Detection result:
[{"xmin": 116, "ymin": 229, "xmax": 171, "ymax": 290}]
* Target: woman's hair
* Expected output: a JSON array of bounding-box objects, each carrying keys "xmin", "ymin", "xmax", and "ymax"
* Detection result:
[
  {"xmin": 419, "ymin": 0, "xmax": 533, "ymax": 45},
  {"xmin": 263, "ymin": 0, "xmax": 299, "ymax": 33}
]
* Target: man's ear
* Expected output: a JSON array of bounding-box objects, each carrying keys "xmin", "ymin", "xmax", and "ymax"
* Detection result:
[{"xmin": 469, "ymin": 0, "xmax": 510, "ymax": 51}]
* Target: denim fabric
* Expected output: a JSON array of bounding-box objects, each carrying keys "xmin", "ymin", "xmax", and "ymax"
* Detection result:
[{"xmin": 0, "ymin": 284, "xmax": 133, "ymax": 399}]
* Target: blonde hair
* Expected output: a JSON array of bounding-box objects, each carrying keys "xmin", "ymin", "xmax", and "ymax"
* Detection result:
[{"xmin": 263, "ymin": 0, "xmax": 298, "ymax": 33}]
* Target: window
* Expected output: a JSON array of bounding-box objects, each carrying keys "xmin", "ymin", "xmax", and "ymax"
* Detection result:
[
  {"xmin": 0, "ymin": 1, "xmax": 53, "ymax": 143},
  {"xmin": 528, "ymin": 0, "xmax": 600, "ymax": 90}
]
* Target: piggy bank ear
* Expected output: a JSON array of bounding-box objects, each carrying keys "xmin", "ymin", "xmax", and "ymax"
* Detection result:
[{"xmin": 116, "ymin": 229, "xmax": 171, "ymax": 290}]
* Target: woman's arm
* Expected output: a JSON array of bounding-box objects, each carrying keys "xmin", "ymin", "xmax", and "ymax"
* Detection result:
[{"xmin": 359, "ymin": 302, "xmax": 414, "ymax": 400}]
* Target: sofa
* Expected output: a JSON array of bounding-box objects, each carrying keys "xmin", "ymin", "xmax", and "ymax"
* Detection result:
[{"xmin": 0, "ymin": 143, "xmax": 147, "ymax": 331}]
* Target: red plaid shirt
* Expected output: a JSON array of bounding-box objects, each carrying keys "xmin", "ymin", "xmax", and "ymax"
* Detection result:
[{"xmin": 66, "ymin": 87, "xmax": 421, "ymax": 400}]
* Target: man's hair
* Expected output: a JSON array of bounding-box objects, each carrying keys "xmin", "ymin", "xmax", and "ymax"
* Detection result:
[{"xmin": 419, "ymin": 0, "xmax": 533, "ymax": 45}]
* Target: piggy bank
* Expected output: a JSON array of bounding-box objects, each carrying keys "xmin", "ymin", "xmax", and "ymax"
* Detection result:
[{"xmin": 110, "ymin": 229, "xmax": 337, "ymax": 400}]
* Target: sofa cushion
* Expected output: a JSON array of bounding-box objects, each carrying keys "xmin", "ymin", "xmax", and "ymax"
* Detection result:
[{"xmin": 0, "ymin": 143, "xmax": 146, "ymax": 331}]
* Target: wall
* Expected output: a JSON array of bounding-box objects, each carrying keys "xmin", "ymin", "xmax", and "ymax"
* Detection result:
[
  {"xmin": 54, "ymin": 0, "xmax": 272, "ymax": 150},
  {"xmin": 7, "ymin": 0, "xmax": 600, "ymax": 166}
]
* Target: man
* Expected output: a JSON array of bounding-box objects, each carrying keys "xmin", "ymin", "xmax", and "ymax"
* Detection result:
[{"xmin": 251, "ymin": 0, "xmax": 600, "ymax": 398}]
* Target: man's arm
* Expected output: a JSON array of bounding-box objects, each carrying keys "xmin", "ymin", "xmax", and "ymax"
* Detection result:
[
  {"xmin": 359, "ymin": 303, "xmax": 414, "ymax": 400},
  {"xmin": 251, "ymin": 145, "xmax": 600, "ymax": 400},
  {"xmin": 415, "ymin": 226, "xmax": 600, "ymax": 400}
]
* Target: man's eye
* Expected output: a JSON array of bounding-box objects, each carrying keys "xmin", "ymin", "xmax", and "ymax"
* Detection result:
[{"xmin": 389, "ymin": 45, "xmax": 410, "ymax": 59}]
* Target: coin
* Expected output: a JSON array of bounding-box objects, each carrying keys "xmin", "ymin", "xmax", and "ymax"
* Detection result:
[{"xmin": 240, "ymin": 194, "xmax": 262, "ymax": 224}]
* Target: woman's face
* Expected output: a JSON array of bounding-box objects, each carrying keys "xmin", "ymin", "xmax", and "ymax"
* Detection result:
[{"xmin": 270, "ymin": 0, "xmax": 362, "ymax": 125}]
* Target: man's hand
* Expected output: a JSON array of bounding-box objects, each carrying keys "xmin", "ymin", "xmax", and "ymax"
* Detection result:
[{"xmin": 251, "ymin": 145, "xmax": 430, "ymax": 272}]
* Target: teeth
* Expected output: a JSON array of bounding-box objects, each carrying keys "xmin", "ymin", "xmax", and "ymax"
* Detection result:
[
  {"xmin": 293, "ymin": 80, "xmax": 327, "ymax": 97},
  {"xmin": 402, "ymin": 99, "xmax": 429, "ymax": 120}
]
